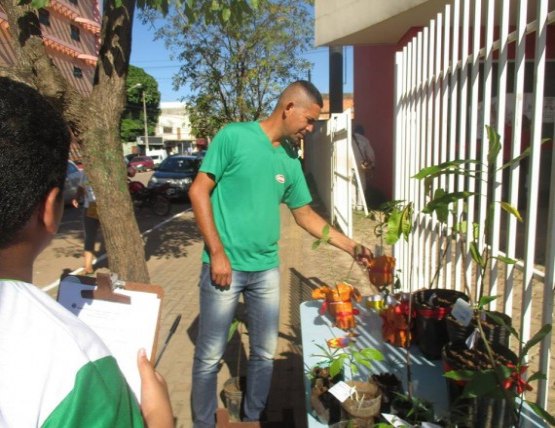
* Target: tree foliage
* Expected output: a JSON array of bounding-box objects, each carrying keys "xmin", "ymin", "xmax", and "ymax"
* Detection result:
[
  {"xmin": 0, "ymin": 0, "xmax": 257, "ymax": 282},
  {"xmin": 121, "ymin": 65, "xmax": 161, "ymax": 142},
  {"xmin": 146, "ymin": 0, "xmax": 313, "ymax": 137}
]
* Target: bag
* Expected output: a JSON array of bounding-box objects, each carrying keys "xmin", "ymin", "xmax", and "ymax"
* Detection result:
[{"xmin": 85, "ymin": 202, "xmax": 99, "ymax": 219}]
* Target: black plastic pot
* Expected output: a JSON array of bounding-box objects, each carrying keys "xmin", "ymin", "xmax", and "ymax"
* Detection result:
[
  {"xmin": 475, "ymin": 311, "xmax": 512, "ymax": 347},
  {"xmin": 223, "ymin": 376, "xmax": 246, "ymax": 422},
  {"xmin": 413, "ymin": 289, "xmax": 469, "ymax": 359},
  {"xmin": 446, "ymin": 311, "xmax": 512, "ymax": 347},
  {"xmin": 441, "ymin": 342, "xmax": 518, "ymax": 428},
  {"xmin": 309, "ymin": 365, "xmax": 343, "ymax": 425},
  {"xmin": 371, "ymin": 373, "xmax": 403, "ymax": 414}
]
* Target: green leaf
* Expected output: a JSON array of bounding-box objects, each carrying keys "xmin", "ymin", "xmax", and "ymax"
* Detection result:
[
  {"xmin": 330, "ymin": 357, "xmax": 344, "ymax": 379},
  {"xmin": 521, "ymin": 324, "xmax": 552, "ymax": 364},
  {"xmin": 413, "ymin": 159, "xmax": 474, "ymax": 180},
  {"xmin": 461, "ymin": 370, "xmax": 503, "ymax": 399},
  {"xmin": 499, "ymin": 146, "xmax": 532, "ymax": 171},
  {"xmin": 494, "ymin": 255, "xmax": 517, "ymax": 264},
  {"xmin": 525, "ymin": 400, "xmax": 555, "ymax": 426},
  {"xmin": 500, "ymin": 202, "xmax": 523, "ymax": 222},
  {"xmin": 221, "ymin": 7, "xmax": 231, "ymax": 21},
  {"xmin": 422, "ymin": 191, "xmax": 475, "ymax": 215},
  {"xmin": 29, "ymin": 0, "xmax": 50, "ymax": 8},
  {"xmin": 527, "ymin": 371, "xmax": 547, "ymax": 383},
  {"xmin": 359, "ymin": 348, "xmax": 384, "ymax": 361},
  {"xmin": 432, "ymin": 188, "xmax": 449, "ymax": 223},
  {"xmin": 227, "ymin": 319, "xmax": 239, "ymax": 342},
  {"xmin": 478, "ymin": 295, "xmax": 498, "ymax": 309},
  {"xmin": 469, "ymin": 242, "xmax": 485, "ymax": 268},
  {"xmin": 486, "ymin": 125, "xmax": 502, "ymax": 168},
  {"xmin": 444, "ymin": 369, "xmax": 475, "ymax": 381},
  {"xmin": 321, "ymin": 224, "xmax": 330, "ymax": 242}
]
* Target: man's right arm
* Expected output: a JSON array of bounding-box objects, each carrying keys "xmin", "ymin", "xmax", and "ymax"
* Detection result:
[{"xmin": 188, "ymin": 172, "xmax": 232, "ymax": 286}]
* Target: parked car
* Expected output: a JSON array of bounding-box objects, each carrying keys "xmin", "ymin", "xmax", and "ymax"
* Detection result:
[
  {"xmin": 129, "ymin": 155, "xmax": 155, "ymax": 172},
  {"xmin": 125, "ymin": 153, "xmax": 139, "ymax": 163},
  {"xmin": 63, "ymin": 160, "xmax": 83, "ymax": 204},
  {"xmin": 149, "ymin": 154, "xmax": 164, "ymax": 168},
  {"xmin": 147, "ymin": 155, "xmax": 201, "ymax": 199}
]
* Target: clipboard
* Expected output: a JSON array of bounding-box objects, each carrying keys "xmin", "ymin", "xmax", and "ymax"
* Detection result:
[{"xmin": 57, "ymin": 272, "xmax": 164, "ymax": 402}]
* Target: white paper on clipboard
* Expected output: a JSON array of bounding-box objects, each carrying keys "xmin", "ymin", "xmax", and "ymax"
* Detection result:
[{"xmin": 57, "ymin": 275, "xmax": 162, "ymax": 402}]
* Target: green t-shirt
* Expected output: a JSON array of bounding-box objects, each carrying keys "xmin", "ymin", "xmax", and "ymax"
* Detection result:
[{"xmin": 200, "ymin": 121, "xmax": 312, "ymax": 271}]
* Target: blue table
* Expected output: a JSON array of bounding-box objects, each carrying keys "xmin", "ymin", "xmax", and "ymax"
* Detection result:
[
  {"xmin": 300, "ymin": 300, "xmax": 448, "ymax": 427},
  {"xmin": 300, "ymin": 300, "xmax": 547, "ymax": 428}
]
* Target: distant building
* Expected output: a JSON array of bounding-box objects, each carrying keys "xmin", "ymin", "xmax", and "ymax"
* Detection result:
[
  {"xmin": 319, "ymin": 93, "xmax": 354, "ymax": 120},
  {"xmin": 0, "ymin": 0, "xmax": 101, "ymax": 95},
  {"xmin": 156, "ymin": 101, "xmax": 197, "ymax": 155}
]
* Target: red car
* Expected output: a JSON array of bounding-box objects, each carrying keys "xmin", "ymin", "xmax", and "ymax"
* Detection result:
[{"xmin": 129, "ymin": 155, "xmax": 154, "ymax": 172}]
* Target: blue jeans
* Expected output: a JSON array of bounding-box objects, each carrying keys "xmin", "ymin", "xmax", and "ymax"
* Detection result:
[{"xmin": 192, "ymin": 264, "xmax": 280, "ymax": 428}]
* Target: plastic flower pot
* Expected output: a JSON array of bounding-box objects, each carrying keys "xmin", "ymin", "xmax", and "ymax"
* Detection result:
[
  {"xmin": 413, "ymin": 289, "xmax": 469, "ymax": 359},
  {"xmin": 446, "ymin": 311, "xmax": 512, "ymax": 347},
  {"xmin": 223, "ymin": 376, "xmax": 246, "ymax": 422},
  {"xmin": 441, "ymin": 341, "xmax": 518, "ymax": 428}
]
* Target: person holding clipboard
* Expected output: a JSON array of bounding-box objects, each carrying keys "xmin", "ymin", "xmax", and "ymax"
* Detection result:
[{"xmin": 0, "ymin": 78, "xmax": 173, "ymax": 427}]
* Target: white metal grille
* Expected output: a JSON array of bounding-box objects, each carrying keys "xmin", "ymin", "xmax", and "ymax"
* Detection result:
[{"xmin": 394, "ymin": 0, "xmax": 555, "ymax": 410}]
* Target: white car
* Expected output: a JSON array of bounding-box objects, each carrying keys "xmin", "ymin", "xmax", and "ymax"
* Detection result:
[{"xmin": 63, "ymin": 160, "xmax": 83, "ymax": 204}]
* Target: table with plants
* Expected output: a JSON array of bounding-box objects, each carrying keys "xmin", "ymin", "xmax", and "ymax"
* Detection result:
[
  {"xmin": 301, "ymin": 294, "xmax": 448, "ymax": 428},
  {"xmin": 300, "ymin": 127, "xmax": 554, "ymax": 428}
]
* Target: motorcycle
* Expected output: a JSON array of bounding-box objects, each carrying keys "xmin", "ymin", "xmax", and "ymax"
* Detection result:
[{"xmin": 128, "ymin": 180, "xmax": 171, "ymax": 216}]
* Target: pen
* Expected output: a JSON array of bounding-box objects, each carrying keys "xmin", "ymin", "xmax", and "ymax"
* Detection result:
[{"xmin": 154, "ymin": 314, "xmax": 182, "ymax": 368}]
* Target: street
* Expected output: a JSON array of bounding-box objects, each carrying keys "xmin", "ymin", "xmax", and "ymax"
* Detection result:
[{"xmin": 33, "ymin": 170, "xmax": 192, "ymax": 290}]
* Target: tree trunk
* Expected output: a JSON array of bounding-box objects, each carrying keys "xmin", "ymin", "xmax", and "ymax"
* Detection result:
[
  {"xmin": 0, "ymin": 0, "xmax": 150, "ymax": 283},
  {"xmin": 81, "ymin": 0, "xmax": 150, "ymax": 283}
]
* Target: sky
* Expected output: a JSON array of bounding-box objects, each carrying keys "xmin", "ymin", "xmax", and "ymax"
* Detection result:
[{"xmin": 129, "ymin": 16, "xmax": 353, "ymax": 103}]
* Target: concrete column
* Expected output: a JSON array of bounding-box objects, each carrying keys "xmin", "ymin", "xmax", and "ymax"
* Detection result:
[{"xmin": 329, "ymin": 46, "xmax": 343, "ymax": 113}]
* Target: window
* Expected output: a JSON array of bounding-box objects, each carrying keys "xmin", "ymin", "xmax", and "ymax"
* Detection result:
[
  {"xmin": 70, "ymin": 25, "xmax": 80, "ymax": 41},
  {"xmin": 163, "ymin": 126, "xmax": 173, "ymax": 134},
  {"xmin": 73, "ymin": 66, "xmax": 83, "ymax": 78},
  {"xmin": 38, "ymin": 9, "xmax": 50, "ymax": 26}
]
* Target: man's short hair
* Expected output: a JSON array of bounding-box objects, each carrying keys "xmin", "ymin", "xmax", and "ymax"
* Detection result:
[
  {"xmin": 294, "ymin": 80, "xmax": 323, "ymax": 108},
  {"xmin": 0, "ymin": 77, "xmax": 70, "ymax": 248},
  {"xmin": 279, "ymin": 80, "xmax": 324, "ymax": 109}
]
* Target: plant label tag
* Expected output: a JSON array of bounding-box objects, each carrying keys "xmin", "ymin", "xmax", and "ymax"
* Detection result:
[
  {"xmin": 451, "ymin": 298, "xmax": 473, "ymax": 326},
  {"xmin": 466, "ymin": 329, "xmax": 480, "ymax": 349},
  {"xmin": 328, "ymin": 381, "xmax": 354, "ymax": 403},
  {"xmin": 381, "ymin": 413, "xmax": 412, "ymax": 427}
]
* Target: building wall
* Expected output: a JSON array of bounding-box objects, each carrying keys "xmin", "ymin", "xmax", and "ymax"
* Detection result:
[
  {"xmin": 0, "ymin": 0, "xmax": 100, "ymax": 94},
  {"xmin": 156, "ymin": 102, "xmax": 195, "ymax": 142},
  {"xmin": 354, "ymin": 44, "xmax": 396, "ymax": 200}
]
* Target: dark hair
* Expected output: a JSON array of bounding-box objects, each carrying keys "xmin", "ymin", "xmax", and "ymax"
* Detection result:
[
  {"xmin": 295, "ymin": 80, "xmax": 324, "ymax": 108},
  {"xmin": 0, "ymin": 77, "xmax": 70, "ymax": 248}
]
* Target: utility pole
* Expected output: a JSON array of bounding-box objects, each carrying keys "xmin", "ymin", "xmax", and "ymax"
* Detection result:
[{"xmin": 142, "ymin": 89, "xmax": 149, "ymax": 154}]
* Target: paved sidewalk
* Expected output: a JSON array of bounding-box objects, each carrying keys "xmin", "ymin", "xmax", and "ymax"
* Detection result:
[{"xmin": 34, "ymin": 196, "xmax": 377, "ymax": 427}]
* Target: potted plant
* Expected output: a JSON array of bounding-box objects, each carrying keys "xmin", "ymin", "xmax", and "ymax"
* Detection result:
[
  {"xmin": 413, "ymin": 125, "xmax": 554, "ymax": 426},
  {"xmin": 443, "ymin": 324, "xmax": 554, "ymax": 427},
  {"xmin": 222, "ymin": 318, "xmax": 247, "ymax": 422},
  {"xmin": 340, "ymin": 380, "xmax": 382, "ymax": 427},
  {"xmin": 308, "ymin": 340, "xmax": 384, "ymax": 426}
]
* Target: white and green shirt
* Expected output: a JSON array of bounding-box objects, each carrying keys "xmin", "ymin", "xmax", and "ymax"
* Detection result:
[{"xmin": 0, "ymin": 280, "xmax": 144, "ymax": 427}]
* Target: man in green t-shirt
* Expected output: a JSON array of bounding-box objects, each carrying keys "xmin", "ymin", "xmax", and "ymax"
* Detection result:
[{"xmin": 189, "ymin": 80, "xmax": 372, "ymax": 427}]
